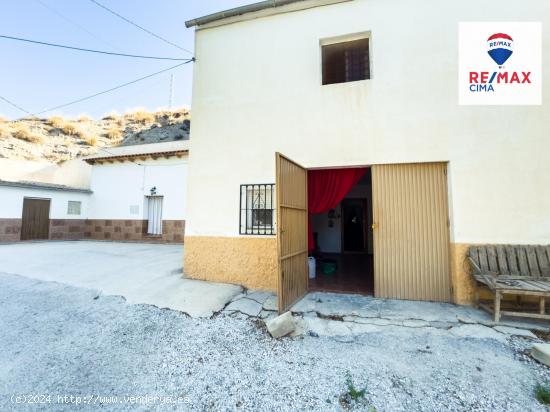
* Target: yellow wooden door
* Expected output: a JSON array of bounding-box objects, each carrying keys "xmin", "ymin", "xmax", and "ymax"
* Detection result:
[
  {"xmin": 372, "ymin": 163, "xmax": 451, "ymax": 302},
  {"xmin": 276, "ymin": 153, "xmax": 309, "ymax": 313}
]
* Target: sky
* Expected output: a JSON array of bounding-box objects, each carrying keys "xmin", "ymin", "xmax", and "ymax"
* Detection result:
[{"xmin": 0, "ymin": 0, "xmax": 252, "ymax": 119}]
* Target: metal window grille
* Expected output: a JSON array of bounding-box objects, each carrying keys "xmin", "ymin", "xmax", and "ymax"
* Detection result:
[
  {"xmin": 322, "ymin": 38, "xmax": 370, "ymax": 85},
  {"xmin": 146, "ymin": 195, "xmax": 163, "ymax": 235},
  {"xmin": 239, "ymin": 184, "xmax": 275, "ymax": 235}
]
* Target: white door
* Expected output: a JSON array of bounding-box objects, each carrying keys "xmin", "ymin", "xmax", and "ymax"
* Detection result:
[{"xmin": 147, "ymin": 196, "xmax": 163, "ymax": 235}]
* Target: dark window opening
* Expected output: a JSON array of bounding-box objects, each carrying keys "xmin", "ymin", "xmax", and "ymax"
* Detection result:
[
  {"xmin": 240, "ymin": 184, "xmax": 275, "ymax": 235},
  {"xmin": 322, "ymin": 38, "xmax": 370, "ymax": 85}
]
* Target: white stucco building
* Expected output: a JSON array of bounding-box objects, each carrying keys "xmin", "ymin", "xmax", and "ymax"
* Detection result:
[
  {"xmin": 0, "ymin": 140, "xmax": 189, "ymax": 243},
  {"xmin": 182, "ymin": 0, "xmax": 550, "ymax": 310}
]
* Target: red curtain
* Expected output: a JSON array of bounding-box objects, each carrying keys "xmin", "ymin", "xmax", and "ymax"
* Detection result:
[{"xmin": 308, "ymin": 168, "xmax": 367, "ymax": 251}]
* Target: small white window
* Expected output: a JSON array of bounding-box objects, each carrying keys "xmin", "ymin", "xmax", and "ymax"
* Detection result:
[
  {"xmin": 146, "ymin": 196, "xmax": 163, "ymax": 235},
  {"xmin": 67, "ymin": 201, "xmax": 81, "ymax": 215}
]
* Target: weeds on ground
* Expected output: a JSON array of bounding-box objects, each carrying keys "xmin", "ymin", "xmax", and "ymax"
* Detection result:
[
  {"xmin": 82, "ymin": 134, "xmax": 98, "ymax": 146},
  {"xmin": 0, "ymin": 124, "xmax": 10, "ymax": 138},
  {"xmin": 102, "ymin": 111, "xmax": 119, "ymax": 121},
  {"xmin": 46, "ymin": 116, "xmax": 65, "ymax": 128},
  {"xmin": 127, "ymin": 110, "xmax": 155, "ymax": 124},
  {"xmin": 339, "ymin": 371, "xmax": 376, "ymax": 411},
  {"xmin": 12, "ymin": 123, "xmax": 43, "ymax": 143},
  {"xmin": 104, "ymin": 127, "xmax": 122, "ymax": 140},
  {"xmin": 535, "ymin": 383, "xmax": 550, "ymax": 405}
]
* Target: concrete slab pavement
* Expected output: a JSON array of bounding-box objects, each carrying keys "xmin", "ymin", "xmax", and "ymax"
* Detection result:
[{"xmin": 0, "ymin": 241, "xmax": 242, "ymax": 317}]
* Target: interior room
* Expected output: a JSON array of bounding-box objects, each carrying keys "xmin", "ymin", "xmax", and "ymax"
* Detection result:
[{"xmin": 308, "ymin": 167, "xmax": 374, "ymax": 294}]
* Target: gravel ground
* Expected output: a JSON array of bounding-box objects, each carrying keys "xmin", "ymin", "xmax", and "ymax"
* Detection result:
[{"xmin": 1, "ymin": 273, "xmax": 549, "ymax": 412}]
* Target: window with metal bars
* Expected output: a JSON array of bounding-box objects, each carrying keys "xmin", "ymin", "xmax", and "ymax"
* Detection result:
[
  {"xmin": 239, "ymin": 184, "xmax": 275, "ymax": 235},
  {"xmin": 322, "ymin": 38, "xmax": 370, "ymax": 85}
]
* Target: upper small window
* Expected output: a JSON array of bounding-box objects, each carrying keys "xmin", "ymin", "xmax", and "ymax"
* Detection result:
[
  {"xmin": 322, "ymin": 38, "xmax": 370, "ymax": 85},
  {"xmin": 67, "ymin": 201, "xmax": 81, "ymax": 215}
]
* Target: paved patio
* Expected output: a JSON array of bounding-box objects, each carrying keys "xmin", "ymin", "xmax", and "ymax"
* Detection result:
[{"xmin": 0, "ymin": 241, "xmax": 241, "ymax": 317}]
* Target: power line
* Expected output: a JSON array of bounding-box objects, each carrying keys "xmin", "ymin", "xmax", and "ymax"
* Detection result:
[
  {"xmin": 19, "ymin": 60, "xmax": 193, "ymax": 118},
  {"xmin": 88, "ymin": 0, "xmax": 193, "ymax": 55},
  {"xmin": 0, "ymin": 34, "xmax": 189, "ymax": 61},
  {"xmin": 33, "ymin": 0, "xmax": 122, "ymax": 52},
  {"xmin": 0, "ymin": 95, "xmax": 32, "ymax": 115}
]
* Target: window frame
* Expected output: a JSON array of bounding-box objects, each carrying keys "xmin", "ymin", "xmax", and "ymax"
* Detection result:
[
  {"xmin": 320, "ymin": 31, "xmax": 372, "ymax": 86},
  {"xmin": 67, "ymin": 200, "xmax": 82, "ymax": 216},
  {"xmin": 239, "ymin": 184, "xmax": 276, "ymax": 235}
]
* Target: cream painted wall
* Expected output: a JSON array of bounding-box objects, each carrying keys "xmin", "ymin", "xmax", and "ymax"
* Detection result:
[
  {"xmin": 88, "ymin": 156, "xmax": 188, "ymax": 220},
  {"xmin": 186, "ymin": 0, "xmax": 550, "ymax": 244},
  {"xmin": 0, "ymin": 186, "xmax": 90, "ymax": 219}
]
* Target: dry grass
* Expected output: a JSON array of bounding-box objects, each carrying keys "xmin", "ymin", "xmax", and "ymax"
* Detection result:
[
  {"xmin": 102, "ymin": 111, "xmax": 119, "ymax": 121},
  {"xmin": 127, "ymin": 110, "xmax": 155, "ymax": 124},
  {"xmin": 59, "ymin": 122, "xmax": 83, "ymax": 137},
  {"xmin": 0, "ymin": 115, "xmax": 7, "ymax": 123},
  {"xmin": 82, "ymin": 134, "xmax": 98, "ymax": 146},
  {"xmin": 12, "ymin": 123, "xmax": 44, "ymax": 143},
  {"xmin": 0, "ymin": 124, "xmax": 10, "ymax": 138},
  {"xmin": 104, "ymin": 127, "xmax": 122, "ymax": 140},
  {"xmin": 77, "ymin": 114, "xmax": 92, "ymax": 122},
  {"xmin": 46, "ymin": 116, "xmax": 65, "ymax": 128}
]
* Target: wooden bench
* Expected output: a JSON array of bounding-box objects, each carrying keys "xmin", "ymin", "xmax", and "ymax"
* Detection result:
[{"xmin": 468, "ymin": 245, "xmax": 550, "ymax": 322}]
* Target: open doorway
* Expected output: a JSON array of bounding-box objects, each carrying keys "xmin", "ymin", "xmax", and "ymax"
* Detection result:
[{"xmin": 308, "ymin": 168, "xmax": 374, "ymax": 294}]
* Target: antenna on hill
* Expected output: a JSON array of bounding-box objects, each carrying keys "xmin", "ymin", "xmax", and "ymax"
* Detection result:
[{"xmin": 169, "ymin": 74, "xmax": 174, "ymax": 109}]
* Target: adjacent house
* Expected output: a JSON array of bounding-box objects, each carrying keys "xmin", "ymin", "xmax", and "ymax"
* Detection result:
[
  {"xmin": 0, "ymin": 140, "xmax": 188, "ymax": 243},
  {"xmin": 183, "ymin": 0, "xmax": 550, "ymax": 311}
]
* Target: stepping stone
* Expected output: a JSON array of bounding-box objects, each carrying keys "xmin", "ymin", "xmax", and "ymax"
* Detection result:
[
  {"xmin": 266, "ymin": 311, "xmax": 295, "ymax": 338},
  {"xmin": 494, "ymin": 325, "xmax": 536, "ymax": 338},
  {"xmin": 531, "ymin": 344, "xmax": 550, "ymax": 366}
]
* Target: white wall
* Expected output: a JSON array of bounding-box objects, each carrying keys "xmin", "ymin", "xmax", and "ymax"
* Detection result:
[
  {"xmin": 0, "ymin": 158, "xmax": 91, "ymax": 188},
  {"xmin": 88, "ymin": 156, "xmax": 188, "ymax": 220},
  {"xmin": 186, "ymin": 0, "xmax": 550, "ymax": 244},
  {"xmin": 0, "ymin": 186, "xmax": 90, "ymax": 219}
]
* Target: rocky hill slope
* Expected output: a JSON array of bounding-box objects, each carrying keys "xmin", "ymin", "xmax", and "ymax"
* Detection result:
[{"xmin": 0, "ymin": 109, "xmax": 190, "ymax": 163}]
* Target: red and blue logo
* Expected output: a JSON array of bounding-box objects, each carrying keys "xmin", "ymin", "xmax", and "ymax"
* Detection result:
[
  {"xmin": 487, "ymin": 33, "xmax": 513, "ymax": 67},
  {"xmin": 468, "ymin": 31, "xmax": 531, "ymax": 93}
]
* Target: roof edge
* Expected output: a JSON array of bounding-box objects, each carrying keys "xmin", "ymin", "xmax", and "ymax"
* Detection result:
[
  {"xmin": 0, "ymin": 179, "xmax": 92, "ymax": 193},
  {"xmin": 185, "ymin": 0, "xmax": 311, "ymax": 28}
]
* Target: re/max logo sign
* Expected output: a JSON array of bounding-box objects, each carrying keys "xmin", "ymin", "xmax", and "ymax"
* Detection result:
[{"xmin": 469, "ymin": 71, "xmax": 531, "ymax": 92}]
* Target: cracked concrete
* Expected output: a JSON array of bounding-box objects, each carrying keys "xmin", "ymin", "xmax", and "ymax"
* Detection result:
[{"xmin": 222, "ymin": 290, "xmax": 549, "ymax": 340}]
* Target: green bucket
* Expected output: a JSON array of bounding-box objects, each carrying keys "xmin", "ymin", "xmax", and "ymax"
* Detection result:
[{"xmin": 321, "ymin": 259, "xmax": 337, "ymax": 275}]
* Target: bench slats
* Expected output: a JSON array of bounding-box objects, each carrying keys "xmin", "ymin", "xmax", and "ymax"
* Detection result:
[
  {"xmin": 478, "ymin": 247, "xmax": 489, "ymax": 272},
  {"xmin": 516, "ymin": 246, "xmax": 530, "ymax": 276},
  {"xmin": 538, "ymin": 246, "xmax": 550, "ymax": 276},
  {"xmin": 527, "ymin": 246, "xmax": 541, "ymax": 277},
  {"xmin": 496, "ymin": 245, "xmax": 509, "ymax": 275},
  {"xmin": 506, "ymin": 245, "xmax": 519, "ymax": 276},
  {"xmin": 487, "ymin": 246, "xmax": 499, "ymax": 273}
]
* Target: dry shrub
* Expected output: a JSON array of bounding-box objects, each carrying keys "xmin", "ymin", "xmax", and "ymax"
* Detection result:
[
  {"xmin": 104, "ymin": 127, "xmax": 122, "ymax": 140},
  {"xmin": 59, "ymin": 122, "xmax": 82, "ymax": 136},
  {"xmin": 82, "ymin": 134, "xmax": 98, "ymax": 146},
  {"xmin": 128, "ymin": 110, "xmax": 155, "ymax": 124},
  {"xmin": 12, "ymin": 123, "xmax": 44, "ymax": 143},
  {"xmin": 0, "ymin": 124, "xmax": 10, "ymax": 138},
  {"xmin": 46, "ymin": 116, "xmax": 65, "ymax": 128},
  {"xmin": 77, "ymin": 114, "xmax": 92, "ymax": 122},
  {"xmin": 102, "ymin": 111, "xmax": 119, "ymax": 121}
]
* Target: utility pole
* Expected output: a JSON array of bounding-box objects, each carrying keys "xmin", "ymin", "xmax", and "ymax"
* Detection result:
[{"xmin": 169, "ymin": 74, "xmax": 174, "ymax": 109}]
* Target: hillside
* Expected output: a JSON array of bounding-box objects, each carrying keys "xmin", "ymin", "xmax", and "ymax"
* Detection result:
[{"xmin": 0, "ymin": 109, "xmax": 190, "ymax": 163}]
